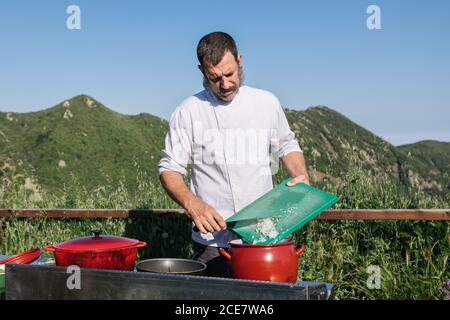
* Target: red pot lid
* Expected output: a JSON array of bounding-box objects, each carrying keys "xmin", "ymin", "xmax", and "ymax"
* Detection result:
[{"xmin": 52, "ymin": 230, "xmax": 141, "ymax": 252}]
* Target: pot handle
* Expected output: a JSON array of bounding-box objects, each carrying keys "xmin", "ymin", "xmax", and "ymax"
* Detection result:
[
  {"xmin": 295, "ymin": 244, "xmax": 305, "ymax": 257},
  {"xmin": 92, "ymin": 229, "xmax": 102, "ymax": 237},
  {"xmin": 44, "ymin": 245, "xmax": 56, "ymax": 252},
  {"xmin": 135, "ymin": 241, "xmax": 147, "ymax": 248},
  {"xmin": 219, "ymin": 248, "xmax": 232, "ymax": 261}
]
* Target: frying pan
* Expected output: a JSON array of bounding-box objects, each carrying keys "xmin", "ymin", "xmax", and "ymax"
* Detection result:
[{"xmin": 136, "ymin": 258, "xmax": 206, "ymax": 276}]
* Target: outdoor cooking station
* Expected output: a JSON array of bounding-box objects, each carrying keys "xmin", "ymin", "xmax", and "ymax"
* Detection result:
[
  {"xmin": 2, "ymin": 261, "xmax": 332, "ymax": 300},
  {"xmin": 1, "ymin": 208, "xmax": 448, "ymax": 300}
]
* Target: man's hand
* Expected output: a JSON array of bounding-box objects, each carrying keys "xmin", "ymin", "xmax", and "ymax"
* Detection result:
[
  {"xmin": 281, "ymin": 151, "xmax": 310, "ymax": 186},
  {"xmin": 160, "ymin": 171, "xmax": 227, "ymax": 234},
  {"xmin": 286, "ymin": 174, "xmax": 310, "ymax": 186},
  {"xmin": 185, "ymin": 197, "xmax": 227, "ymax": 234}
]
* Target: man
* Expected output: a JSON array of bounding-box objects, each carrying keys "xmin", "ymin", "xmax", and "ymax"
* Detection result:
[{"xmin": 158, "ymin": 32, "xmax": 309, "ymax": 277}]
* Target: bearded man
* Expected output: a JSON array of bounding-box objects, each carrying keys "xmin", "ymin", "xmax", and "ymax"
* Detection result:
[{"xmin": 158, "ymin": 31, "xmax": 309, "ymax": 277}]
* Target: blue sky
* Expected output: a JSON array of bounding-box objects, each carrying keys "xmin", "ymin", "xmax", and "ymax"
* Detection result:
[{"xmin": 0, "ymin": 0, "xmax": 449, "ymax": 146}]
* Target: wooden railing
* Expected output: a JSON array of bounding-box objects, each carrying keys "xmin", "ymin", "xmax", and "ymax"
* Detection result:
[{"xmin": 0, "ymin": 209, "xmax": 449, "ymax": 220}]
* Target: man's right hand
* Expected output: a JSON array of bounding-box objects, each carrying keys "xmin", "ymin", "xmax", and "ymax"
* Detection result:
[
  {"xmin": 159, "ymin": 171, "xmax": 227, "ymax": 234},
  {"xmin": 184, "ymin": 197, "xmax": 227, "ymax": 234}
]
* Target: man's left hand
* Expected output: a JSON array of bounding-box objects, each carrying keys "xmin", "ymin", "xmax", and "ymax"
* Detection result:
[{"xmin": 286, "ymin": 174, "xmax": 310, "ymax": 186}]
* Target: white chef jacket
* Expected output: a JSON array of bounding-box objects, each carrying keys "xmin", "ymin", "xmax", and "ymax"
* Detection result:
[{"xmin": 158, "ymin": 85, "xmax": 302, "ymax": 247}]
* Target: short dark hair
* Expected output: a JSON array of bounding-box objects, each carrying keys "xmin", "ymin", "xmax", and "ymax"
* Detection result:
[{"xmin": 197, "ymin": 32, "xmax": 238, "ymax": 66}]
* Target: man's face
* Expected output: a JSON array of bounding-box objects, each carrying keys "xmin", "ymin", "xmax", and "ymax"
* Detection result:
[{"xmin": 200, "ymin": 51, "xmax": 242, "ymax": 102}]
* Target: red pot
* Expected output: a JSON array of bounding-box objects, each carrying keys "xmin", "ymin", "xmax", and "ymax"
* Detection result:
[
  {"xmin": 219, "ymin": 240, "xmax": 305, "ymax": 283},
  {"xmin": 44, "ymin": 230, "xmax": 147, "ymax": 271}
]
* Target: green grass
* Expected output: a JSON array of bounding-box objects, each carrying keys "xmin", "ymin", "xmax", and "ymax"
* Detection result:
[
  {"xmin": 0, "ymin": 165, "xmax": 449, "ymax": 300},
  {"xmin": 294, "ymin": 220, "xmax": 449, "ymax": 299}
]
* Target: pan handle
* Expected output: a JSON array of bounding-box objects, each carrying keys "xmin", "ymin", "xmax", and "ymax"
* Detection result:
[
  {"xmin": 219, "ymin": 248, "xmax": 232, "ymax": 261},
  {"xmin": 44, "ymin": 245, "xmax": 56, "ymax": 252},
  {"xmin": 295, "ymin": 244, "xmax": 305, "ymax": 257}
]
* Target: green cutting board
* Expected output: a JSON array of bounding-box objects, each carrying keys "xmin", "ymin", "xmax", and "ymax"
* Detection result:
[{"xmin": 226, "ymin": 178, "xmax": 338, "ymax": 244}]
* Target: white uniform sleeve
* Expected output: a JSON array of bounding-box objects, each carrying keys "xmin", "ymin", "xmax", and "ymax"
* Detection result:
[
  {"xmin": 158, "ymin": 107, "xmax": 193, "ymax": 176},
  {"xmin": 271, "ymin": 99, "xmax": 302, "ymax": 159}
]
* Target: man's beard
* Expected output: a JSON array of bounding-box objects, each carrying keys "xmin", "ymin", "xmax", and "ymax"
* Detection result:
[{"xmin": 203, "ymin": 65, "xmax": 245, "ymax": 101}]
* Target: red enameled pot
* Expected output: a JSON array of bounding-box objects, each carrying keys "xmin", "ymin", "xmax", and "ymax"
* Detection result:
[
  {"xmin": 219, "ymin": 240, "xmax": 305, "ymax": 283},
  {"xmin": 44, "ymin": 230, "xmax": 147, "ymax": 271}
]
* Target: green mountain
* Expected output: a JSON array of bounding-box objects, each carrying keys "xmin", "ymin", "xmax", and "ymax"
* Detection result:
[
  {"xmin": 1, "ymin": 96, "xmax": 448, "ymax": 198},
  {"xmin": 284, "ymin": 106, "xmax": 405, "ymax": 185},
  {"xmin": 0, "ymin": 95, "xmax": 168, "ymax": 196},
  {"xmin": 396, "ymin": 140, "xmax": 450, "ymax": 193}
]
